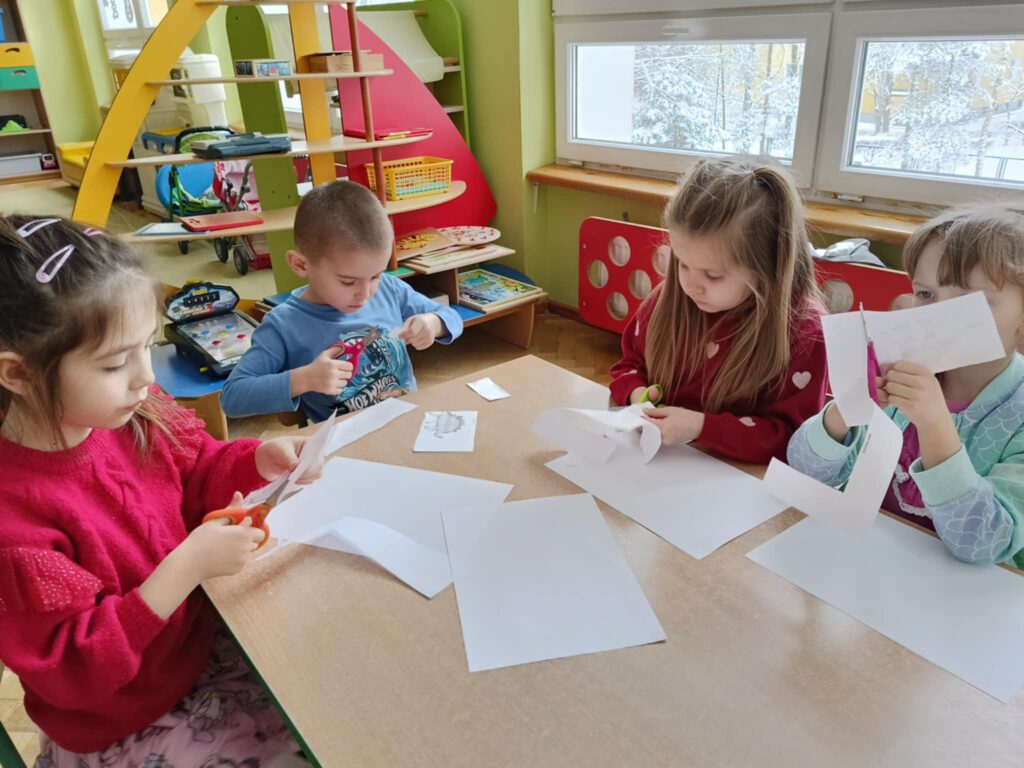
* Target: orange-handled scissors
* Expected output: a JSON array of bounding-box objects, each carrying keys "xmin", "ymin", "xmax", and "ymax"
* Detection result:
[{"xmin": 202, "ymin": 503, "xmax": 272, "ymax": 549}]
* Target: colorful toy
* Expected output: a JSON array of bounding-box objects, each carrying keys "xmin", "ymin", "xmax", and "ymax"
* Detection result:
[{"xmin": 163, "ymin": 281, "xmax": 259, "ymax": 377}]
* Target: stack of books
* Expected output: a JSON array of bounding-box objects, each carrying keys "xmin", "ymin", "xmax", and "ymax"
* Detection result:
[{"xmin": 405, "ymin": 243, "xmax": 513, "ymax": 275}]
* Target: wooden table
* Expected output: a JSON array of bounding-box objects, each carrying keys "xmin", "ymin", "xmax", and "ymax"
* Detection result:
[{"xmin": 205, "ymin": 356, "xmax": 1024, "ymax": 767}]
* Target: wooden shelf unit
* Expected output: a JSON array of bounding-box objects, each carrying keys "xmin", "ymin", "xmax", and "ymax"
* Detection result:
[
  {"xmin": 149, "ymin": 69, "xmax": 392, "ymax": 87},
  {"xmin": 0, "ymin": 0, "xmax": 59, "ymax": 186},
  {"xmin": 124, "ymin": 181, "xmax": 468, "ymax": 244},
  {"xmin": 108, "ymin": 131, "xmax": 432, "ymax": 169}
]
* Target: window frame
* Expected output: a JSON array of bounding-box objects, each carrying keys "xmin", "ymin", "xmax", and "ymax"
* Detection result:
[
  {"xmin": 554, "ymin": 12, "xmax": 833, "ymax": 185},
  {"xmin": 814, "ymin": 5, "xmax": 1024, "ymax": 207}
]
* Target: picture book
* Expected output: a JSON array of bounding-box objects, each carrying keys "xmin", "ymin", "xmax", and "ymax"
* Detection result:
[{"xmin": 457, "ymin": 269, "xmax": 543, "ymax": 312}]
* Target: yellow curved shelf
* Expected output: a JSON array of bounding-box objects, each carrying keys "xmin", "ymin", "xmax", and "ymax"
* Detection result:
[
  {"xmin": 72, "ymin": 0, "xmax": 218, "ymax": 226},
  {"xmin": 124, "ymin": 181, "xmax": 467, "ymax": 244},
  {"xmin": 108, "ymin": 132, "xmax": 432, "ymax": 168}
]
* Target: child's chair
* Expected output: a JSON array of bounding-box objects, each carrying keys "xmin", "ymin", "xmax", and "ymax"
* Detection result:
[
  {"xmin": 0, "ymin": 664, "xmax": 27, "ymax": 768},
  {"xmin": 813, "ymin": 259, "xmax": 913, "ymax": 314}
]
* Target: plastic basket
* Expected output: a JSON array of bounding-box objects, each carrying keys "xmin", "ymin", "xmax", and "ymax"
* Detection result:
[{"xmin": 365, "ymin": 156, "xmax": 452, "ymax": 201}]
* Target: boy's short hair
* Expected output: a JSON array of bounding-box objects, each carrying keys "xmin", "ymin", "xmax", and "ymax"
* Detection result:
[
  {"xmin": 293, "ymin": 180, "xmax": 394, "ymax": 260},
  {"xmin": 904, "ymin": 203, "xmax": 1024, "ymax": 290}
]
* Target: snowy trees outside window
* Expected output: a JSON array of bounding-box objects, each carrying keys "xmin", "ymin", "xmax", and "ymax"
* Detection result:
[
  {"xmin": 573, "ymin": 42, "xmax": 804, "ymax": 162},
  {"xmin": 852, "ymin": 40, "xmax": 1024, "ymax": 183}
]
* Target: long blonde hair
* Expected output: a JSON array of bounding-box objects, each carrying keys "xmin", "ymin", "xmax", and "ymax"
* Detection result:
[{"xmin": 645, "ymin": 156, "xmax": 819, "ymax": 413}]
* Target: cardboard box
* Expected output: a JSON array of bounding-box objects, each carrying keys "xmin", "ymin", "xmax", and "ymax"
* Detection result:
[
  {"xmin": 233, "ymin": 59, "xmax": 293, "ymax": 78},
  {"xmin": 308, "ymin": 51, "xmax": 384, "ymax": 74}
]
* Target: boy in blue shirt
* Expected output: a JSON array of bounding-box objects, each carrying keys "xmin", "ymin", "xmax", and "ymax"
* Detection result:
[{"xmin": 221, "ymin": 180, "xmax": 463, "ymax": 422}]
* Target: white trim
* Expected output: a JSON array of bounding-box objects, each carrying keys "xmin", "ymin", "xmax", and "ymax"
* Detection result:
[
  {"xmin": 555, "ymin": 13, "xmax": 831, "ymax": 185},
  {"xmin": 553, "ymin": 0, "xmax": 820, "ymax": 16},
  {"xmin": 815, "ymin": 5, "xmax": 1024, "ymax": 206}
]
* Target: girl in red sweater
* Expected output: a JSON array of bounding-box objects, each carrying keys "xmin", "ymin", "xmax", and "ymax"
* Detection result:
[
  {"xmin": 610, "ymin": 156, "xmax": 828, "ymax": 464},
  {"xmin": 0, "ymin": 216, "xmax": 317, "ymax": 766}
]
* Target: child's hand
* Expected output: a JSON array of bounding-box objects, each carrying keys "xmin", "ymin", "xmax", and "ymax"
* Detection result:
[
  {"xmin": 880, "ymin": 361, "xmax": 948, "ymax": 429},
  {"xmin": 398, "ymin": 313, "xmax": 442, "ymax": 350},
  {"xmin": 641, "ymin": 406, "xmax": 705, "ymax": 445},
  {"xmin": 292, "ymin": 348, "xmax": 354, "ymax": 397},
  {"xmin": 255, "ymin": 435, "xmax": 323, "ymax": 483},
  {"xmin": 629, "ymin": 386, "xmax": 648, "ymax": 405},
  {"xmin": 181, "ymin": 492, "xmax": 266, "ymax": 581}
]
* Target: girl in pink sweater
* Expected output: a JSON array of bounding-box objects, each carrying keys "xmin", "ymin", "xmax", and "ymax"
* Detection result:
[{"xmin": 0, "ymin": 216, "xmax": 317, "ymax": 766}]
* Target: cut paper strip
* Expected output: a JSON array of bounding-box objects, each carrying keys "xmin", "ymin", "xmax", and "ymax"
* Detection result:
[
  {"xmin": 280, "ymin": 408, "xmax": 337, "ymax": 501},
  {"xmin": 442, "ymin": 494, "xmax": 666, "ymax": 672},
  {"xmin": 467, "ymin": 377, "xmax": 510, "ymax": 401},
  {"xmin": 267, "ymin": 456, "xmax": 513, "ymax": 558},
  {"xmin": 748, "ymin": 515, "xmax": 1024, "ymax": 703},
  {"xmin": 823, "ymin": 292, "xmax": 1004, "ymax": 426},
  {"xmin": 325, "ymin": 397, "xmax": 417, "ymax": 456},
  {"xmin": 534, "ymin": 404, "xmax": 662, "ymax": 464},
  {"xmin": 413, "ymin": 410, "xmax": 477, "ymax": 452},
  {"xmin": 763, "ymin": 404, "xmax": 903, "ymax": 535},
  {"xmin": 547, "ymin": 443, "xmax": 786, "ymax": 559},
  {"xmin": 295, "ymin": 516, "xmax": 451, "ymax": 598}
]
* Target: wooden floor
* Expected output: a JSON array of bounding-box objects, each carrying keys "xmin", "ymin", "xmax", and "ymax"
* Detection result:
[{"xmin": 0, "ymin": 310, "xmax": 622, "ymax": 763}]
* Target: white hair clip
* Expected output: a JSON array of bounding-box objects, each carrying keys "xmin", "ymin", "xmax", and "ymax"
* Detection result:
[
  {"xmin": 35, "ymin": 245, "xmax": 75, "ymax": 284},
  {"xmin": 83, "ymin": 227, "xmax": 103, "ymax": 237},
  {"xmin": 16, "ymin": 218, "xmax": 60, "ymax": 238}
]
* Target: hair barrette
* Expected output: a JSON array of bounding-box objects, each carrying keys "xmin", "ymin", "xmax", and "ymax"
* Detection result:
[{"xmin": 35, "ymin": 245, "xmax": 75, "ymax": 284}]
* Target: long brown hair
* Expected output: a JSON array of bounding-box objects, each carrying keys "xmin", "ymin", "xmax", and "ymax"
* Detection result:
[
  {"xmin": 645, "ymin": 156, "xmax": 820, "ymax": 413},
  {"xmin": 903, "ymin": 203, "xmax": 1024, "ymax": 290},
  {"xmin": 0, "ymin": 215, "xmax": 174, "ymax": 451}
]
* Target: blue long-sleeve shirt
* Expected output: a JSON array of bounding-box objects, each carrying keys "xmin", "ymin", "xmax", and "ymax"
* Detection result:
[
  {"xmin": 221, "ymin": 276, "xmax": 463, "ymax": 422},
  {"xmin": 787, "ymin": 355, "xmax": 1024, "ymax": 569}
]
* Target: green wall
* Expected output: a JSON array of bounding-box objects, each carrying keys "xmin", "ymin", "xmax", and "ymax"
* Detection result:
[{"xmin": 20, "ymin": 0, "xmax": 107, "ymax": 144}]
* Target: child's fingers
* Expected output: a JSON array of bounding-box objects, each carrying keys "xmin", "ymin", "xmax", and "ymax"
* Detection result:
[
  {"xmin": 881, "ymin": 380, "xmax": 915, "ymax": 399},
  {"xmin": 642, "ymin": 407, "xmax": 666, "ymax": 419}
]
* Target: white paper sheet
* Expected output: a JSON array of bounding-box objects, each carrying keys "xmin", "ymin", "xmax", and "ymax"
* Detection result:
[
  {"xmin": 294, "ymin": 516, "xmax": 452, "ymax": 598},
  {"xmin": 748, "ymin": 515, "xmax": 1024, "ymax": 703},
  {"xmin": 325, "ymin": 397, "xmax": 418, "ymax": 456},
  {"xmin": 823, "ymin": 292, "xmax": 1004, "ymax": 426},
  {"xmin": 763, "ymin": 403, "xmax": 904, "ymax": 535},
  {"xmin": 267, "ymin": 457, "xmax": 512, "ymax": 557},
  {"xmin": 242, "ymin": 473, "xmax": 287, "ymax": 507},
  {"xmin": 280, "ymin": 408, "xmax": 337, "ymax": 501},
  {"xmin": 534, "ymin": 404, "xmax": 662, "ymax": 464},
  {"xmin": 467, "ymin": 377, "xmax": 510, "ymax": 401},
  {"xmin": 442, "ymin": 494, "xmax": 667, "ymax": 672},
  {"xmin": 546, "ymin": 443, "xmax": 786, "ymax": 559},
  {"xmin": 413, "ymin": 410, "xmax": 478, "ymax": 452}
]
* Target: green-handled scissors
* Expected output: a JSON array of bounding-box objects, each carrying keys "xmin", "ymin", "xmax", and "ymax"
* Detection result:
[{"xmin": 639, "ymin": 384, "xmax": 664, "ymax": 406}]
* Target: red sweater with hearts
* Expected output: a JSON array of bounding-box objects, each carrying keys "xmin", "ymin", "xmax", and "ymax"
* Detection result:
[
  {"xmin": 610, "ymin": 289, "xmax": 829, "ymax": 464},
  {"xmin": 0, "ymin": 404, "xmax": 264, "ymax": 753}
]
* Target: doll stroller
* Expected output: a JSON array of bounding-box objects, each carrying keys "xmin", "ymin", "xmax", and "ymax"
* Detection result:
[
  {"xmin": 212, "ymin": 158, "xmax": 272, "ymax": 275},
  {"xmin": 155, "ymin": 125, "xmax": 234, "ymax": 255}
]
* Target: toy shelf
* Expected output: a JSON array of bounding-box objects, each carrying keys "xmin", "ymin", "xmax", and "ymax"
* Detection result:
[
  {"xmin": 0, "ymin": 128, "xmax": 51, "ymax": 138},
  {"xmin": 148, "ymin": 70, "xmax": 392, "ymax": 87},
  {"xmin": 125, "ymin": 180, "xmax": 467, "ymax": 244},
  {"xmin": 108, "ymin": 131, "xmax": 432, "ymax": 168}
]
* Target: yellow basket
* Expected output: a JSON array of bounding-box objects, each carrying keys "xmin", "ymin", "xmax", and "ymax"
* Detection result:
[{"xmin": 365, "ymin": 156, "xmax": 453, "ymax": 201}]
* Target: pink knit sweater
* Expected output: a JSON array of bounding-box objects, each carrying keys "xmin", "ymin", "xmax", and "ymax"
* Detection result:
[{"xmin": 0, "ymin": 403, "xmax": 264, "ymax": 752}]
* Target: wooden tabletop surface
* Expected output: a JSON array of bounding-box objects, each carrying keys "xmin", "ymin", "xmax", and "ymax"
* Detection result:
[{"xmin": 204, "ymin": 355, "xmax": 1023, "ymax": 768}]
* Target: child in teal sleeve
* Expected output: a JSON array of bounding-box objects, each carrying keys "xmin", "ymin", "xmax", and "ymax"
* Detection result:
[{"xmin": 788, "ymin": 204, "xmax": 1024, "ymax": 568}]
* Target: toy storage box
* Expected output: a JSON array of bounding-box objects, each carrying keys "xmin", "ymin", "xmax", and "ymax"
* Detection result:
[{"xmin": 0, "ymin": 151, "xmax": 40, "ymax": 177}]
